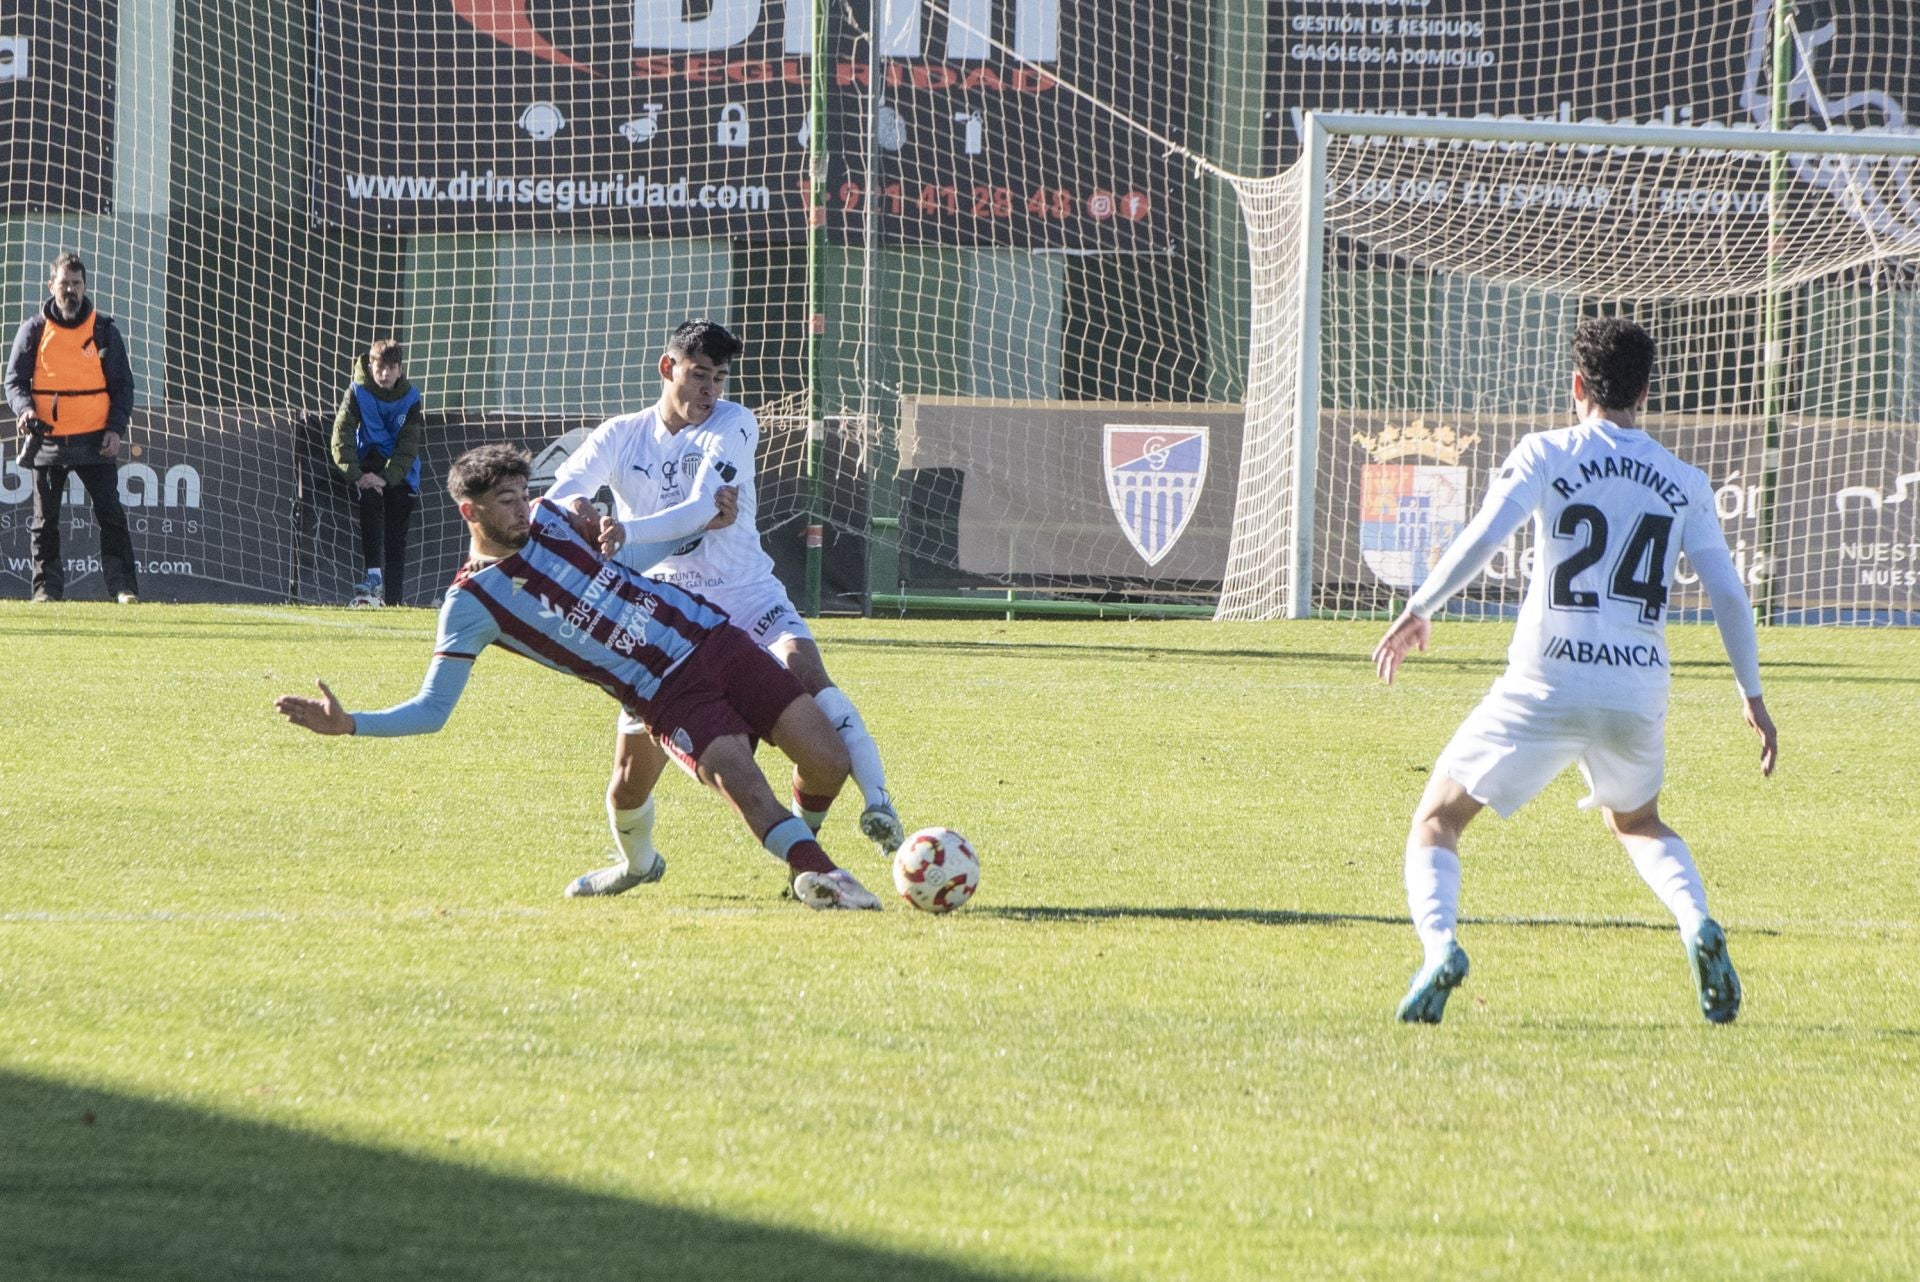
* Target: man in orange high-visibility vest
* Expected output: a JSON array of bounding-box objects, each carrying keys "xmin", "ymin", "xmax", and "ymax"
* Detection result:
[{"xmin": 5, "ymin": 252, "xmax": 140, "ymax": 603}]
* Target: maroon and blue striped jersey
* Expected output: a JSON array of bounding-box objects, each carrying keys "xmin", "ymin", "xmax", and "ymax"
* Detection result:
[{"xmin": 434, "ymin": 501, "xmax": 728, "ymax": 715}]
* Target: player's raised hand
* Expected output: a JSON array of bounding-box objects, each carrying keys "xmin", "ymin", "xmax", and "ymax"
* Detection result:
[
  {"xmin": 275, "ymin": 679, "xmax": 354, "ymax": 736},
  {"xmin": 1742, "ymin": 695, "xmax": 1778, "ymax": 776},
  {"xmin": 706, "ymin": 484, "xmax": 740, "ymax": 530},
  {"xmin": 1372, "ymin": 610, "xmax": 1430, "ymax": 685}
]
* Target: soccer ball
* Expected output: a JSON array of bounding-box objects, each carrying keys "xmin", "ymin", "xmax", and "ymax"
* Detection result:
[{"xmin": 891, "ymin": 827, "xmax": 979, "ymax": 914}]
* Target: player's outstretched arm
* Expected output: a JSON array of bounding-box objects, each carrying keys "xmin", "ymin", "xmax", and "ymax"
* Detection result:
[
  {"xmin": 1743, "ymin": 695, "xmax": 1778, "ymax": 777},
  {"xmin": 275, "ymin": 680, "xmax": 354, "ymax": 736},
  {"xmin": 1372, "ymin": 610, "xmax": 1431, "ymax": 685}
]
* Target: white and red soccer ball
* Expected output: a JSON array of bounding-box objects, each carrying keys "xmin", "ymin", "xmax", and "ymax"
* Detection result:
[{"xmin": 891, "ymin": 826, "xmax": 979, "ymax": 914}]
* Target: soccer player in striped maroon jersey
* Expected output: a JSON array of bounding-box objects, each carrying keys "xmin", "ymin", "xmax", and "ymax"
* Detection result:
[{"xmin": 274, "ymin": 443, "xmax": 880, "ymax": 911}]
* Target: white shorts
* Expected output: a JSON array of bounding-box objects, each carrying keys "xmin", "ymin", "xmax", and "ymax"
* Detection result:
[
  {"xmin": 1433, "ymin": 691, "xmax": 1666, "ymax": 818},
  {"xmin": 614, "ymin": 578, "xmax": 812, "ymax": 739},
  {"xmin": 692, "ymin": 578, "xmax": 814, "ymax": 650}
]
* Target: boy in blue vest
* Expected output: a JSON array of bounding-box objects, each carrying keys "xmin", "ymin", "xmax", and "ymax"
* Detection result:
[{"xmin": 331, "ymin": 337, "xmax": 424, "ymax": 606}]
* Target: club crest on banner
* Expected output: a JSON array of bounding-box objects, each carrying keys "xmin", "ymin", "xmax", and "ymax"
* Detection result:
[
  {"xmin": 1353, "ymin": 420, "xmax": 1479, "ymax": 590},
  {"xmin": 1103, "ymin": 425, "xmax": 1207, "ymax": 566}
]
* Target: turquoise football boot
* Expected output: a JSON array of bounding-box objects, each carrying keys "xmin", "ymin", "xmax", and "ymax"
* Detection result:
[
  {"xmin": 1686, "ymin": 918, "xmax": 1741, "ymax": 1025},
  {"xmin": 1396, "ymin": 941, "xmax": 1470, "ymax": 1024}
]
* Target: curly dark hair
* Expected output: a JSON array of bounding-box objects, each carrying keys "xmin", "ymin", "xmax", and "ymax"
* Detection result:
[
  {"xmin": 447, "ymin": 443, "xmax": 531, "ymax": 501},
  {"xmin": 1572, "ymin": 317, "xmax": 1656, "ymax": 411},
  {"xmin": 664, "ymin": 317, "xmax": 742, "ymax": 366}
]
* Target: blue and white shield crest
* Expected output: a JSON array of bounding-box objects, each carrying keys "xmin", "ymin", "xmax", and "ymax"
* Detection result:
[{"xmin": 1104, "ymin": 426, "xmax": 1208, "ymax": 566}]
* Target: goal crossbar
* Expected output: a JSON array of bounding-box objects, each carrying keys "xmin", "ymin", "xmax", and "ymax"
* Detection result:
[{"xmin": 1302, "ymin": 112, "xmax": 1920, "ymax": 160}]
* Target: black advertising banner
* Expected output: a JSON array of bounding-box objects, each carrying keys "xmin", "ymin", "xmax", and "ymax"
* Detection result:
[
  {"xmin": 1267, "ymin": 1, "xmax": 1920, "ymax": 172},
  {"xmin": 0, "ymin": 2, "xmax": 116, "ymax": 213},
  {"xmin": 0, "ymin": 409, "xmax": 299, "ymax": 603},
  {"xmin": 312, "ymin": 1, "xmax": 1183, "ymax": 248},
  {"xmin": 823, "ymin": 1, "xmax": 1185, "ymax": 250},
  {"xmin": 313, "ymin": 0, "xmax": 807, "ymax": 237}
]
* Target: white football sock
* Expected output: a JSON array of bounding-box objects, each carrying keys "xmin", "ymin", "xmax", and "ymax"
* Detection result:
[
  {"xmin": 1626, "ymin": 835, "xmax": 1708, "ymax": 935},
  {"xmin": 608, "ymin": 797, "xmax": 658, "ymax": 873},
  {"xmin": 1405, "ymin": 844, "xmax": 1462, "ymax": 965},
  {"xmin": 813, "ymin": 686, "xmax": 890, "ymax": 810}
]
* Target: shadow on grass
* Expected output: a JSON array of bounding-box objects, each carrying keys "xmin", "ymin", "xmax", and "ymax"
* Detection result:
[
  {"xmin": 977, "ymin": 904, "xmax": 1408, "ymax": 927},
  {"xmin": 977, "ymin": 904, "xmax": 1758, "ymax": 934},
  {"xmin": 831, "ymin": 635, "xmax": 1865, "ymax": 677},
  {"xmin": 835, "ymin": 635, "xmax": 1385, "ymax": 668},
  {"xmin": 0, "ymin": 1071, "xmax": 1037, "ymax": 1282}
]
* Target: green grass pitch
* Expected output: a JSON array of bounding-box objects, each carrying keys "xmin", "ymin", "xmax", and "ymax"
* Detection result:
[{"xmin": 2, "ymin": 604, "xmax": 1916, "ymax": 1280}]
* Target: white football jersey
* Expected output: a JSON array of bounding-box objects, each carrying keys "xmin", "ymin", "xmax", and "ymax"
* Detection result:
[
  {"xmin": 544, "ymin": 399, "xmax": 775, "ymax": 593},
  {"xmin": 1487, "ymin": 417, "xmax": 1731, "ymax": 717}
]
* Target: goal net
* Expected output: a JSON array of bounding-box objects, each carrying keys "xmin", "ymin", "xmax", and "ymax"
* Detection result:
[
  {"xmin": 1216, "ymin": 113, "xmax": 1920, "ymax": 624},
  {"xmin": 1, "ymin": 0, "xmax": 1221, "ymax": 609},
  {"xmin": 5, "ymin": 1, "xmax": 1918, "ymax": 621}
]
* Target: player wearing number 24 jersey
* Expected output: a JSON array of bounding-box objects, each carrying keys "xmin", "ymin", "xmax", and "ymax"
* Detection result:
[
  {"xmin": 1371, "ymin": 318, "xmax": 1777, "ymax": 1026},
  {"xmin": 1481, "ymin": 395, "xmax": 1726, "ymax": 718}
]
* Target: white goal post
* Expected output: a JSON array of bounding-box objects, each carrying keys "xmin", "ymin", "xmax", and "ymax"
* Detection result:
[{"xmin": 1218, "ymin": 111, "xmax": 1920, "ymax": 625}]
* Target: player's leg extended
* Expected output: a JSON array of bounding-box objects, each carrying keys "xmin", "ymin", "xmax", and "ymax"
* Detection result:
[
  {"xmin": 772, "ymin": 635, "xmax": 904, "ymax": 856},
  {"xmin": 1397, "ymin": 774, "xmax": 1482, "ymax": 1025},
  {"xmin": 697, "ymin": 728, "xmax": 876, "ymax": 911},
  {"xmin": 566, "ymin": 720, "xmax": 670, "ymax": 898},
  {"xmin": 1605, "ymin": 799, "xmax": 1739, "ymax": 1024},
  {"xmin": 764, "ymin": 689, "xmax": 852, "ymax": 825}
]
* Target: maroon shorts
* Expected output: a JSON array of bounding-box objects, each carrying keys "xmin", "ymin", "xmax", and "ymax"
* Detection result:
[{"xmin": 648, "ymin": 623, "xmax": 806, "ymax": 775}]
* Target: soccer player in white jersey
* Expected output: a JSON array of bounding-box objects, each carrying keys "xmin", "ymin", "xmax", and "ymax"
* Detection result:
[
  {"xmin": 274, "ymin": 443, "xmax": 882, "ymax": 911},
  {"xmin": 1371, "ymin": 318, "xmax": 1778, "ymax": 1025},
  {"xmin": 544, "ymin": 319, "xmax": 906, "ymax": 898}
]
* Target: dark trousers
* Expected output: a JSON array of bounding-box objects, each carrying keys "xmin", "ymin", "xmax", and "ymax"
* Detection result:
[
  {"xmin": 30, "ymin": 462, "xmax": 139, "ymax": 600},
  {"xmin": 357, "ymin": 485, "xmax": 415, "ymax": 606}
]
